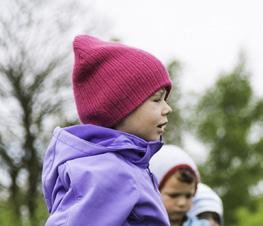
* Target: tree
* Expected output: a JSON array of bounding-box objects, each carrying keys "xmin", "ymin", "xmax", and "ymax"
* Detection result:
[
  {"xmin": 164, "ymin": 60, "xmax": 184, "ymax": 146},
  {"xmin": 192, "ymin": 56, "xmax": 263, "ymax": 225},
  {"xmin": 0, "ymin": 0, "xmax": 105, "ymax": 225}
]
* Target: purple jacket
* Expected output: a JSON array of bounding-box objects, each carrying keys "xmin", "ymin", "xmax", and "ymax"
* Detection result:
[{"xmin": 42, "ymin": 124, "xmax": 170, "ymax": 226}]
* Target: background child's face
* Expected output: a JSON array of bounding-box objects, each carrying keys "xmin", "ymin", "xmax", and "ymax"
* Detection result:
[
  {"xmin": 115, "ymin": 88, "xmax": 172, "ymax": 141},
  {"xmin": 160, "ymin": 173, "xmax": 195, "ymax": 226}
]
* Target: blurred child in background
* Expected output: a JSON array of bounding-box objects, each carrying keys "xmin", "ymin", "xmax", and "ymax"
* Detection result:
[
  {"xmin": 150, "ymin": 145, "xmax": 210, "ymax": 226},
  {"xmin": 189, "ymin": 183, "xmax": 223, "ymax": 226}
]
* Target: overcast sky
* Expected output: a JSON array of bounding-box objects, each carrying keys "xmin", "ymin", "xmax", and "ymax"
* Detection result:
[{"xmin": 93, "ymin": 0, "xmax": 263, "ymax": 98}]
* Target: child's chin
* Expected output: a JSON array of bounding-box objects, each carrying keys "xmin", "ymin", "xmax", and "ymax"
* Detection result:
[{"xmin": 147, "ymin": 135, "xmax": 161, "ymax": 142}]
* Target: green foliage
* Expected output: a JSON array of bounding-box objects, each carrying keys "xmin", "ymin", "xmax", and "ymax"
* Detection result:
[
  {"xmin": 235, "ymin": 196, "xmax": 263, "ymax": 226},
  {"xmin": 0, "ymin": 201, "xmax": 13, "ymax": 226},
  {"xmin": 193, "ymin": 58, "xmax": 263, "ymax": 225},
  {"xmin": 33, "ymin": 196, "xmax": 49, "ymax": 226},
  {"xmin": 0, "ymin": 196, "xmax": 48, "ymax": 226}
]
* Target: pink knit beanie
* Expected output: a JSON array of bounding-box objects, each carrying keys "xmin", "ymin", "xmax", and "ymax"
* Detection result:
[{"xmin": 72, "ymin": 35, "xmax": 172, "ymax": 127}]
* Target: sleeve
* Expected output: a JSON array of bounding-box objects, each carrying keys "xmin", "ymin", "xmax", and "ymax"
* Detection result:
[{"xmin": 49, "ymin": 154, "xmax": 140, "ymax": 226}]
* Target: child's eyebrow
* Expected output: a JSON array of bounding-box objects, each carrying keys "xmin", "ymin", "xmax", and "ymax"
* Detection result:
[{"xmin": 166, "ymin": 191, "xmax": 194, "ymax": 196}]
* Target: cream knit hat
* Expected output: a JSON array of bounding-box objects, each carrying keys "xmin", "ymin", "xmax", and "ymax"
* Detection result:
[
  {"xmin": 189, "ymin": 183, "xmax": 223, "ymax": 224},
  {"xmin": 149, "ymin": 144, "xmax": 200, "ymax": 190}
]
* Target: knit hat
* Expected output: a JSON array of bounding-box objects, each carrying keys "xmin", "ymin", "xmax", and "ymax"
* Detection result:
[
  {"xmin": 72, "ymin": 35, "xmax": 172, "ymax": 127},
  {"xmin": 189, "ymin": 183, "xmax": 223, "ymax": 224},
  {"xmin": 149, "ymin": 145, "xmax": 200, "ymax": 190}
]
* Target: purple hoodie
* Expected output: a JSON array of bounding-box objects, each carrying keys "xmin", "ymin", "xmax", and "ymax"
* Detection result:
[{"xmin": 42, "ymin": 124, "xmax": 170, "ymax": 226}]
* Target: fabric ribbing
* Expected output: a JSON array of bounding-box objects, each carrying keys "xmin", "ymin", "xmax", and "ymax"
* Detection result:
[{"xmin": 72, "ymin": 35, "xmax": 172, "ymax": 127}]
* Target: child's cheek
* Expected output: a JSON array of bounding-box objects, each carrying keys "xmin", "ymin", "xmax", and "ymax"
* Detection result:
[{"xmin": 162, "ymin": 196, "xmax": 175, "ymax": 210}]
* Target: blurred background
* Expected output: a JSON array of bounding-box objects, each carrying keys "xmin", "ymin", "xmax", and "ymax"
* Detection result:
[{"xmin": 0, "ymin": 0, "xmax": 262, "ymax": 225}]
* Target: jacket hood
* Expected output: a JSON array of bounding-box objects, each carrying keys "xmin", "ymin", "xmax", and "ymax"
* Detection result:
[
  {"xmin": 42, "ymin": 124, "xmax": 163, "ymax": 211},
  {"xmin": 189, "ymin": 183, "xmax": 223, "ymax": 224}
]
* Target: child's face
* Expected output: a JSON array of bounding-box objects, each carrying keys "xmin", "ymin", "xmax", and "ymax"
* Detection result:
[
  {"xmin": 115, "ymin": 88, "xmax": 172, "ymax": 141},
  {"xmin": 160, "ymin": 174, "xmax": 195, "ymax": 226}
]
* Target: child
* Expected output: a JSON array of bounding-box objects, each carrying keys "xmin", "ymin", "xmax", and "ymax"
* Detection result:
[
  {"xmin": 42, "ymin": 35, "xmax": 173, "ymax": 226},
  {"xmin": 150, "ymin": 145, "xmax": 210, "ymax": 226},
  {"xmin": 189, "ymin": 183, "xmax": 224, "ymax": 226}
]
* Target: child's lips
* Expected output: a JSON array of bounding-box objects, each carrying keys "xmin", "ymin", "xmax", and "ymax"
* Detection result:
[
  {"xmin": 157, "ymin": 122, "xmax": 168, "ymax": 132},
  {"xmin": 169, "ymin": 211, "xmax": 186, "ymax": 221}
]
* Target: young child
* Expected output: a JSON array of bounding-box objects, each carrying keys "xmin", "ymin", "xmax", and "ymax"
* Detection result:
[
  {"xmin": 42, "ymin": 35, "xmax": 173, "ymax": 226},
  {"xmin": 150, "ymin": 145, "xmax": 210, "ymax": 226},
  {"xmin": 189, "ymin": 183, "xmax": 224, "ymax": 226}
]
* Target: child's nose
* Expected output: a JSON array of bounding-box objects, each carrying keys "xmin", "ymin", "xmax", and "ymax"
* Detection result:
[
  {"xmin": 176, "ymin": 196, "xmax": 188, "ymax": 208},
  {"xmin": 162, "ymin": 102, "xmax": 172, "ymax": 115}
]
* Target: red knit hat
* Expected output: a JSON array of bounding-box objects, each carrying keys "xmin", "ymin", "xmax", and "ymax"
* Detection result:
[{"xmin": 72, "ymin": 35, "xmax": 172, "ymax": 127}]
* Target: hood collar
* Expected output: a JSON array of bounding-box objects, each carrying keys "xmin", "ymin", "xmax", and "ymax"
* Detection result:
[{"xmin": 53, "ymin": 124, "xmax": 163, "ymax": 168}]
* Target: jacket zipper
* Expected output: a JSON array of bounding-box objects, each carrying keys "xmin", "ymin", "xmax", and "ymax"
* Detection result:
[{"xmin": 147, "ymin": 168, "xmax": 158, "ymax": 191}]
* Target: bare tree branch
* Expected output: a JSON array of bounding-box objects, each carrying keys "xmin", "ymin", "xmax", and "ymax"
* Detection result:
[
  {"xmin": 0, "ymin": 139, "xmax": 16, "ymax": 169},
  {"xmin": 0, "ymin": 0, "xmax": 109, "ymax": 224}
]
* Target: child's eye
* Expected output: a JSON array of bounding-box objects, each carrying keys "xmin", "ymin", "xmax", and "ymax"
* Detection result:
[
  {"xmin": 153, "ymin": 98, "xmax": 161, "ymax": 102},
  {"xmin": 185, "ymin": 193, "xmax": 193, "ymax": 199},
  {"xmin": 168, "ymin": 193, "xmax": 180, "ymax": 199}
]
